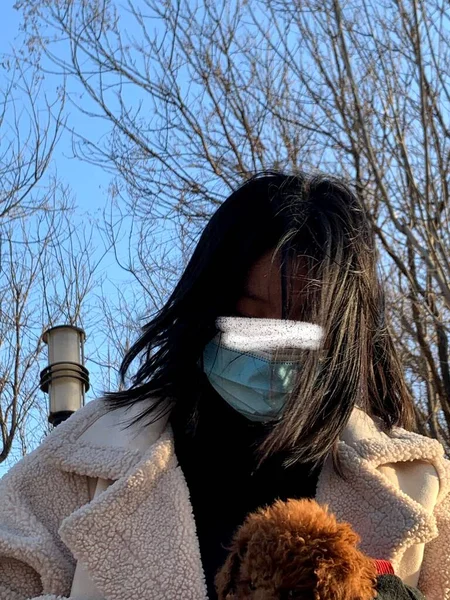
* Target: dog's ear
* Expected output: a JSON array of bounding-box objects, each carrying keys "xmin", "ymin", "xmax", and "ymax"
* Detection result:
[{"xmin": 215, "ymin": 533, "xmax": 250, "ymax": 599}]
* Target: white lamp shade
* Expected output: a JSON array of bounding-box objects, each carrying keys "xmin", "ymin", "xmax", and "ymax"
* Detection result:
[{"xmin": 40, "ymin": 325, "xmax": 89, "ymax": 423}]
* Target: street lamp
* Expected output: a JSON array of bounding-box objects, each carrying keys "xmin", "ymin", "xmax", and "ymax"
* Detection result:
[{"xmin": 39, "ymin": 325, "xmax": 90, "ymax": 427}]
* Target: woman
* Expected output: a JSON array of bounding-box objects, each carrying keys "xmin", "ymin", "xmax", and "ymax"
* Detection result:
[{"xmin": 0, "ymin": 170, "xmax": 448, "ymax": 600}]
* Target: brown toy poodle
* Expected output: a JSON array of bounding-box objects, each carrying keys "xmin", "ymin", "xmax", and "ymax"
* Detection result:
[{"xmin": 215, "ymin": 498, "xmax": 379, "ymax": 600}]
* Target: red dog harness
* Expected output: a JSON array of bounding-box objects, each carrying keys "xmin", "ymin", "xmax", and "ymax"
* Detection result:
[{"xmin": 374, "ymin": 559, "xmax": 395, "ymax": 575}]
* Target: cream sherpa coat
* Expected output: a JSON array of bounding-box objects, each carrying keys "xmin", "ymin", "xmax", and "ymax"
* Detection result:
[{"xmin": 0, "ymin": 398, "xmax": 449, "ymax": 600}]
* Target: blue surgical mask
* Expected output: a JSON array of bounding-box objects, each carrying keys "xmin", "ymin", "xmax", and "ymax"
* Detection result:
[{"xmin": 202, "ymin": 339, "xmax": 300, "ymax": 422}]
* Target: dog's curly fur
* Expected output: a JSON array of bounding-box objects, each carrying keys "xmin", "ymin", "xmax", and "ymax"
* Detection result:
[{"xmin": 215, "ymin": 498, "xmax": 378, "ymax": 600}]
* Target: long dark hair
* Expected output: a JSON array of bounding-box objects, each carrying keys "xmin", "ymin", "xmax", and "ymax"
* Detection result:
[{"xmin": 99, "ymin": 170, "xmax": 417, "ymax": 480}]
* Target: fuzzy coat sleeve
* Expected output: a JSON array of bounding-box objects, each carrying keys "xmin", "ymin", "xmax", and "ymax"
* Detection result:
[
  {"xmin": 0, "ymin": 444, "xmax": 89, "ymax": 600},
  {"xmin": 417, "ymin": 472, "xmax": 450, "ymax": 600}
]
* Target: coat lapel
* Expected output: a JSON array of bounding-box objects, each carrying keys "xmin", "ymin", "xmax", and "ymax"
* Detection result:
[
  {"xmin": 315, "ymin": 438, "xmax": 439, "ymax": 563},
  {"xmin": 57, "ymin": 428, "xmax": 208, "ymax": 600},
  {"xmin": 315, "ymin": 408, "xmax": 443, "ymax": 580}
]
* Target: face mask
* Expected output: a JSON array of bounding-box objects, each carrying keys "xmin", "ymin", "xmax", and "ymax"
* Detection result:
[{"xmin": 202, "ymin": 317, "xmax": 325, "ymax": 423}]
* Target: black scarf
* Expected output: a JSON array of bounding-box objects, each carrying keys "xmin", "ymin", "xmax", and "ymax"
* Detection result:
[{"xmin": 170, "ymin": 391, "xmax": 321, "ymax": 599}]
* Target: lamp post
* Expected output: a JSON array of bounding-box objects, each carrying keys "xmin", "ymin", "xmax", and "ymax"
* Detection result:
[{"xmin": 39, "ymin": 325, "xmax": 90, "ymax": 427}]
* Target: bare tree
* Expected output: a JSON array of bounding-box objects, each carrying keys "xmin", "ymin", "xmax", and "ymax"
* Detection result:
[
  {"xmin": 0, "ymin": 55, "xmax": 116, "ymax": 467},
  {"xmin": 14, "ymin": 0, "xmax": 450, "ymax": 449},
  {"xmin": 0, "ymin": 58, "xmax": 65, "ymax": 223},
  {"xmin": 0, "ymin": 183, "xmax": 102, "ymax": 467}
]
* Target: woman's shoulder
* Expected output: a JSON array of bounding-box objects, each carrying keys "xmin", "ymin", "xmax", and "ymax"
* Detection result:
[
  {"xmin": 1, "ymin": 397, "xmax": 171, "ymax": 489},
  {"xmin": 73, "ymin": 397, "xmax": 170, "ymax": 453},
  {"xmin": 0, "ymin": 398, "xmax": 108, "ymax": 484},
  {"xmin": 340, "ymin": 406, "xmax": 446, "ymax": 462},
  {"xmin": 349, "ymin": 422, "xmax": 447, "ymax": 468}
]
